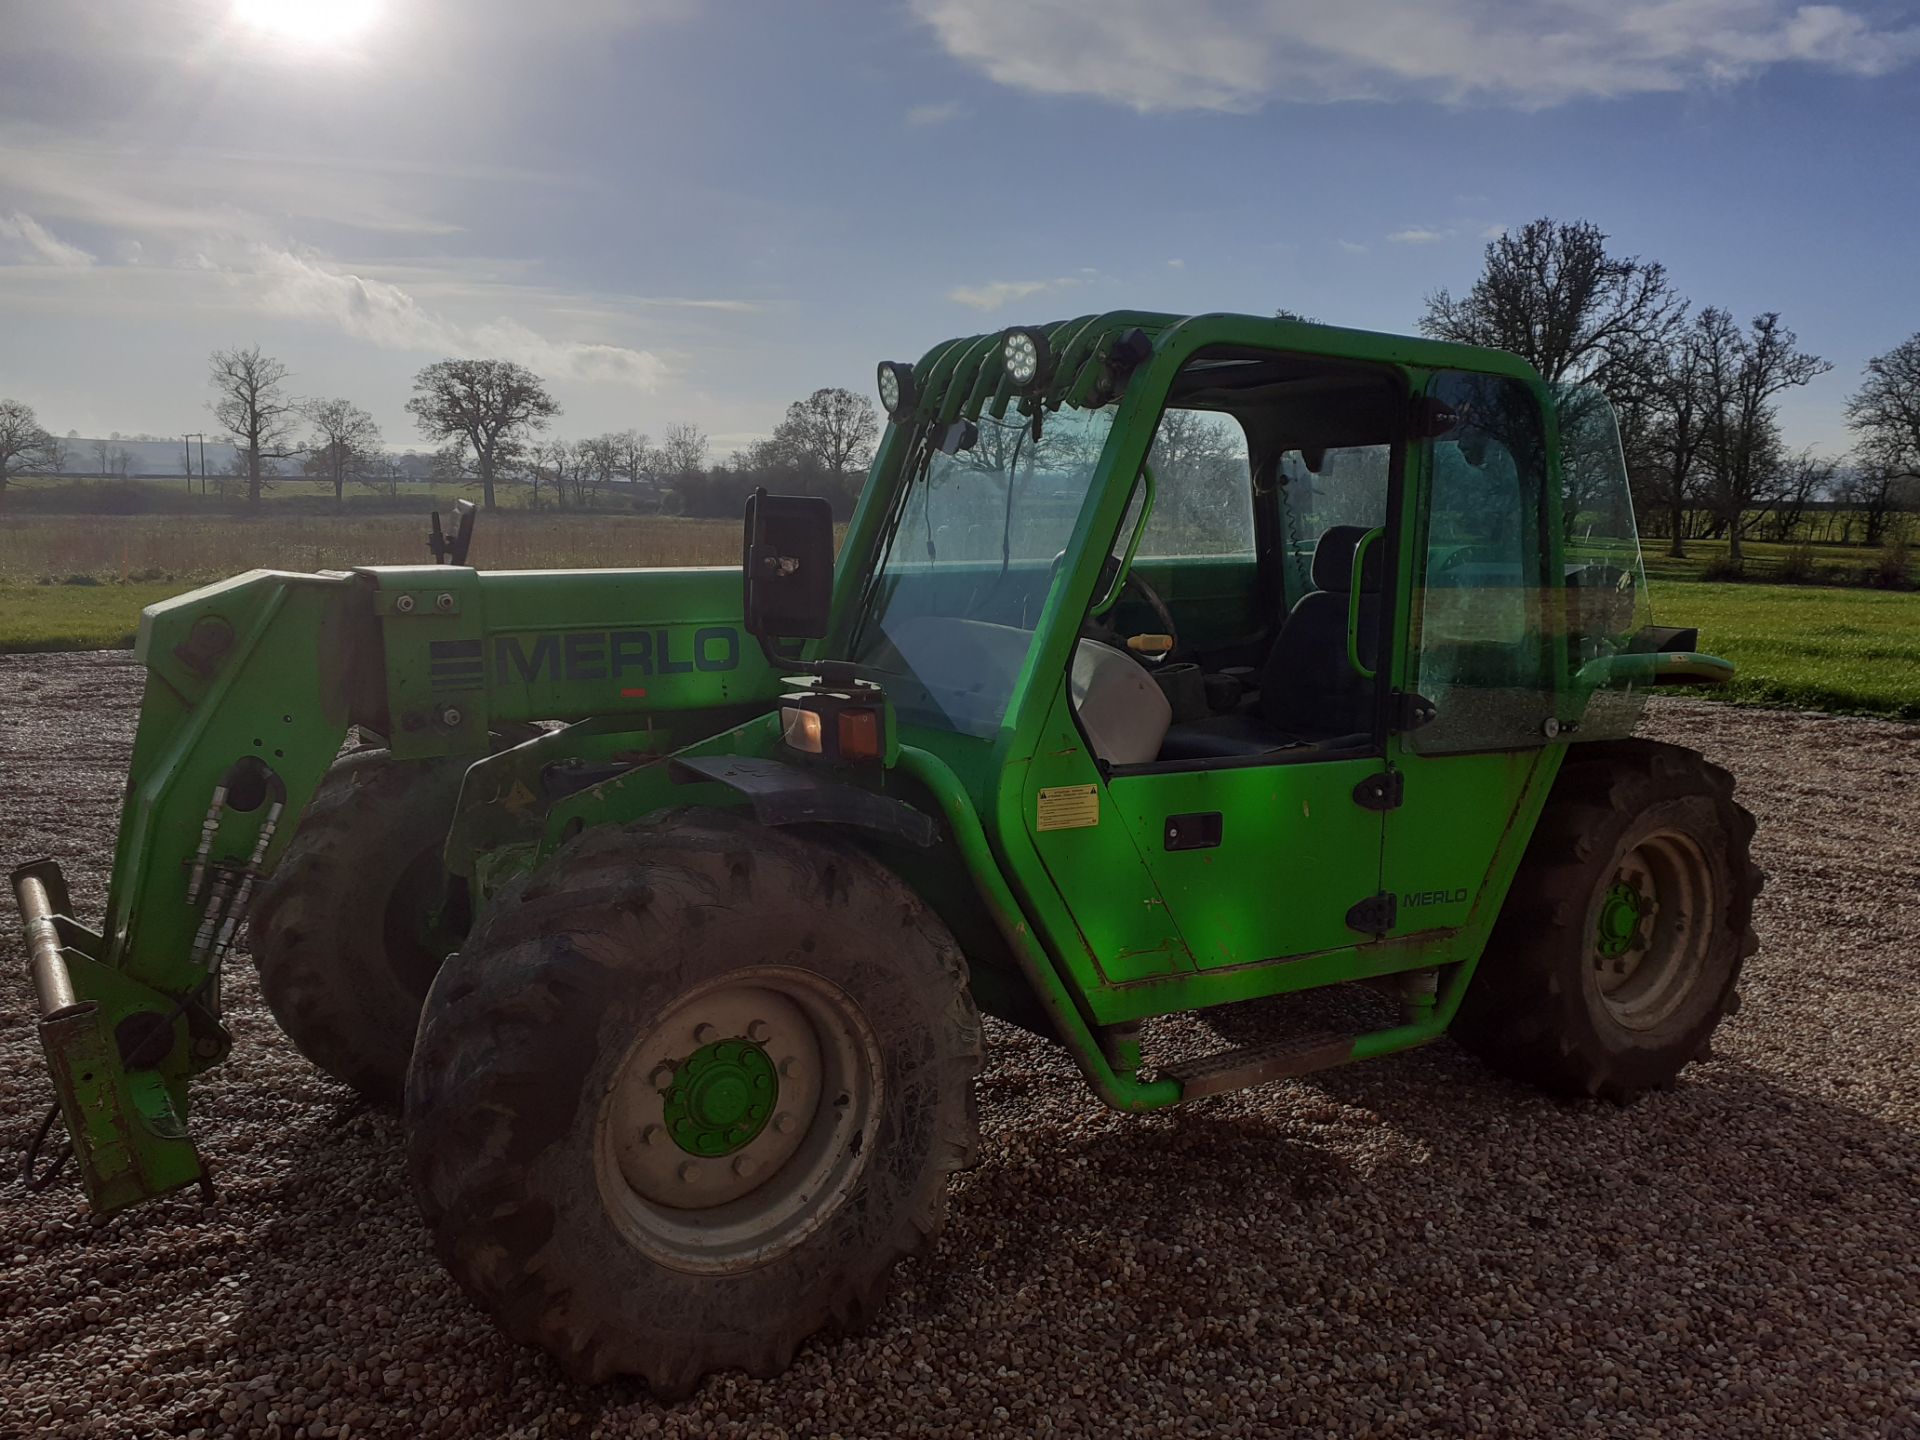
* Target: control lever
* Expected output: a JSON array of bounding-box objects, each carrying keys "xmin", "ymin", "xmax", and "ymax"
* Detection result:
[{"xmin": 428, "ymin": 499, "xmax": 478, "ymax": 566}]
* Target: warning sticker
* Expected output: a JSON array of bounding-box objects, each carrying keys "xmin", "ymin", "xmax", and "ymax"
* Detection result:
[{"xmin": 1036, "ymin": 784, "xmax": 1100, "ymax": 832}]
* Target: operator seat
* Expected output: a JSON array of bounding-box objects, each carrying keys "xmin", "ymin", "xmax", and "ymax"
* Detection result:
[{"xmin": 1155, "ymin": 525, "xmax": 1382, "ymax": 761}]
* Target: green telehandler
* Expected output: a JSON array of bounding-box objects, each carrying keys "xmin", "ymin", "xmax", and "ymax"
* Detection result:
[{"xmin": 12, "ymin": 311, "xmax": 1759, "ymax": 1393}]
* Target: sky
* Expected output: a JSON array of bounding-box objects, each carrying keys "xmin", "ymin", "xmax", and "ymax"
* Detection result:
[{"xmin": 1, "ymin": 0, "xmax": 1917, "ymax": 461}]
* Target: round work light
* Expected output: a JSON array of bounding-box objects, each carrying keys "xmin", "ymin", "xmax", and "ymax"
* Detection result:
[
  {"xmin": 876, "ymin": 361, "xmax": 916, "ymax": 423},
  {"xmin": 1001, "ymin": 327, "xmax": 1050, "ymax": 391}
]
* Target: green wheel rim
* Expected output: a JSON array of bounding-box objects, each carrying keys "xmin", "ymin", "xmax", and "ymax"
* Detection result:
[
  {"xmin": 1595, "ymin": 881, "xmax": 1645, "ymax": 959},
  {"xmin": 596, "ymin": 967, "xmax": 884, "ymax": 1275},
  {"xmin": 662, "ymin": 1039, "xmax": 778, "ymax": 1157},
  {"xmin": 1590, "ymin": 830, "xmax": 1716, "ymax": 1031}
]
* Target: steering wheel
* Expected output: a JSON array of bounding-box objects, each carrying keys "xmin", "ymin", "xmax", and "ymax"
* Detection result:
[{"xmin": 1051, "ymin": 550, "xmax": 1180, "ymax": 663}]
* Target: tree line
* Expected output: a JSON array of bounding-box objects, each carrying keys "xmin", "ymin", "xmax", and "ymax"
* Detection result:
[
  {"xmin": 0, "ymin": 351, "xmax": 882, "ymax": 520},
  {"xmin": 3, "ymin": 221, "xmax": 1916, "ymax": 550},
  {"xmin": 1414, "ymin": 217, "xmax": 1920, "ymax": 560}
]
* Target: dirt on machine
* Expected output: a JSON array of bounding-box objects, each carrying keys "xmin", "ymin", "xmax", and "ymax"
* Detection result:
[{"xmin": 11, "ymin": 310, "xmax": 1760, "ymax": 1393}]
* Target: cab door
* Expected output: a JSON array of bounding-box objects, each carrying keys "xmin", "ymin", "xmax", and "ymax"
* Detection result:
[
  {"xmin": 1384, "ymin": 370, "xmax": 1559, "ymax": 940},
  {"xmin": 1029, "ymin": 404, "xmax": 1403, "ymax": 973}
]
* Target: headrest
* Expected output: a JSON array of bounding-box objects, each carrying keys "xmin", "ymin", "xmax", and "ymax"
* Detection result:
[{"xmin": 1311, "ymin": 525, "xmax": 1383, "ymax": 594}]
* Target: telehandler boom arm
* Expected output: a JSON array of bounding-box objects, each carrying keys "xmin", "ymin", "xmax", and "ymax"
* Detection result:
[{"xmin": 12, "ymin": 561, "xmax": 780, "ymax": 1213}]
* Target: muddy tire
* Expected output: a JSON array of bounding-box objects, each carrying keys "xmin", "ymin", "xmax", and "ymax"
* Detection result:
[
  {"xmin": 405, "ymin": 808, "xmax": 983, "ymax": 1394},
  {"xmin": 1453, "ymin": 739, "xmax": 1761, "ymax": 1103},
  {"xmin": 248, "ymin": 749, "xmax": 467, "ymax": 1103}
]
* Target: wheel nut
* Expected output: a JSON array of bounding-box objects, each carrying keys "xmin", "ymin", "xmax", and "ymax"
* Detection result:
[
  {"xmin": 732, "ymin": 1155, "xmax": 759, "ymax": 1179},
  {"xmin": 649, "ymin": 1064, "xmax": 675, "ymax": 1089},
  {"xmin": 677, "ymin": 1161, "xmax": 699, "ymax": 1184},
  {"xmin": 747, "ymin": 1019, "xmax": 771, "ymax": 1043},
  {"xmin": 773, "ymin": 1112, "xmax": 796, "ymax": 1135},
  {"xmin": 640, "ymin": 1124, "xmax": 662, "ymax": 1147},
  {"xmin": 693, "ymin": 1023, "xmax": 718, "ymax": 1044},
  {"xmin": 779, "ymin": 1057, "xmax": 800, "ymax": 1078}
]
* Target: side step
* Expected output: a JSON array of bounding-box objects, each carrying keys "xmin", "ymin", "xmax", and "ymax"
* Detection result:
[{"xmin": 1160, "ymin": 1032, "xmax": 1356, "ymax": 1100}]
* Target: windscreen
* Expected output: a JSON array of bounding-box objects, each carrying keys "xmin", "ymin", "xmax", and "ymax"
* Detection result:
[{"xmin": 849, "ymin": 404, "xmax": 1118, "ymax": 737}]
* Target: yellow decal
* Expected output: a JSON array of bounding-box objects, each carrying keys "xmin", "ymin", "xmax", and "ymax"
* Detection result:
[
  {"xmin": 1036, "ymin": 784, "xmax": 1100, "ymax": 831},
  {"xmin": 503, "ymin": 780, "xmax": 539, "ymax": 814}
]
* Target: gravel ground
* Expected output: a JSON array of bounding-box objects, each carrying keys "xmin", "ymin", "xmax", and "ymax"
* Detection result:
[{"xmin": 1, "ymin": 650, "xmax": 1915, "ymax": 1439}]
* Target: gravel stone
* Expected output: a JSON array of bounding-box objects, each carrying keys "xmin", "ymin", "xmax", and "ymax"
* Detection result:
[{"xmin": 1, "ymin": 653, "xmax": 1915, "ymax": 1437}]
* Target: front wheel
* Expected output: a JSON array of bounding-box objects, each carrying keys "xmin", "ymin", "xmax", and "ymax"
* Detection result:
[
  {"xmin": 248, "ymin": 749, "xmax": 468, "ymax": 1102},
  {"xmin": 1453, "ymin": 739, "xmax": 1762, "ymax": 1103},
  {"xmin": 405, "ymin": 809, "xmax": 982, "ymax": 1393}
]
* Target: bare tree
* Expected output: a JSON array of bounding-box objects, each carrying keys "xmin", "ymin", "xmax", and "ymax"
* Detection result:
[
  {"xmin": 92, "ymin": 436, "xmax": 111, "ymax": 478},
  {"xmin": 1761, "ymin": 450, "xmax": 1837, "ymax": 543},
  {"xmin": 1844, "ymin": 333, "xmax": 1920, "ymax": 546},
  {"xmin": 405, "ymin": 359, "xmax": 560, "ymax": 511},
  {"xmin": 612, "ymin": 429, "xmax": 651, "ymax": 487},
  {"xmin": 361, "ymin": 453, "xmax": 406, "ymax": 497},
  {"xmin": 1420, "ymin": 218, "xmax": 1684, "ymax": 397},
  {"xmin": 772, "ymin": 388, "xmax": 879, "ymax": 482},
  {"xmin": 302, "ymin": 398, "xmax": 384, "ymax": 507},
  {"xmin": 0, "ymin": 398, "xmax": 57, "ymax": 504},
  {"xmin": 577, "ymin": 434, "xmax": 623, "ymax": 507},
  {"xmin": 656, "ymin": 422, "xmax": 708, "ymax": 480},
  {"xmin": 529, "ymin": 438, "xmax": 583, "ymax": 509},
  {"xmin": 1694, "ymin": 309, "xmax": 1832, "ymax": 563},
  {"xmin": 1632, "ymin": 334, "xmax": 1712, "ymax": 557},
  {"xmin": 209, "ymin": 346, "xmax": 299, "ymax": 506}
]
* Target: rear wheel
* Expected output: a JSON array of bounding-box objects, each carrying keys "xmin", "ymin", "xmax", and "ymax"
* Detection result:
[
  {"xmin": 405, "ymin": 809, "xmax": 982, "ymax": 1393},
  {"xmin": 1453, "ymin": 739, "xmax": 1761, "ymax": 1102},
  {"xmin": 248, "ymin": 749, "xmax": 468, "ymax": 1103}
]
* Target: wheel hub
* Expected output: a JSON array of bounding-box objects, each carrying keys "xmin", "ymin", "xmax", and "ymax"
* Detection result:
[
  {"xmin": 596, "ymin": 968, "xmax": 882, "ymax": 1275},
  {"xmin": 663, "ymin": 1040, "xmax": 777, "ymax": 1157},
  {"xmin": 1588, "ymin": 832, "xmax": 1713, "ymax": 1030},
  {"xmin": 1595, "ymin": 880, "xmax": 1646, "ymax": 961}
]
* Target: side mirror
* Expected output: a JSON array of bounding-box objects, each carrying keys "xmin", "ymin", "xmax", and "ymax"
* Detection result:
[{"xmin": 742, "ymin": 490, "xmax": 834, "ymax": 641}]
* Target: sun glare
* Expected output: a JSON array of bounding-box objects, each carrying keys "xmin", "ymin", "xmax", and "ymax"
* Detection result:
[{"xmin": 233, "ymin": 0, "xmax": 381, "ymax": 49}]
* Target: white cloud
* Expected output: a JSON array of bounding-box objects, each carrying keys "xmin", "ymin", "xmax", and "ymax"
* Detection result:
[
  {"xmin": 237, "ymin": 243, "xmax": 668, "ymax": 387},
  {"xmin": 905, "ymin": 100, "xmax": 968, "ymax": 125},
  {"xmin": 946, "ymin": 277, "xmax": 1079, "ymax": 311},
  {"xmin": 1336, "ymin": 239, "xmax": 1369, "ymax": 254},
  {"xmin": 0, "ymin": 130, "xmax": 558, "ymax": 242},
  {"xmin": 1167, "ymin": 258, "xmax": 1186, "ymax": 268},
  {"xmin": 0, "ymin": 211, "xmax": 95, "ymax": 268},
  {"xmin": 911, "ymin": 0, "xmax": 1920, "ymax": 109},
  {"xmin": 1388, "ymin": 227, "xmax": 1448, "ymax": 244}
]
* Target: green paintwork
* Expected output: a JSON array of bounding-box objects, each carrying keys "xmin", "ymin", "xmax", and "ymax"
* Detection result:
[
  {"xmin": 1597, "ymin": 880, "xmax": 1646, "ymax": 959},
  {"xmin": 11, "ymin": 308, "xmax": 1742, "ymax": 1216},
  {"xmin": 662, "ymin": 1040, "xmax": 778, "ymax": 1157}
]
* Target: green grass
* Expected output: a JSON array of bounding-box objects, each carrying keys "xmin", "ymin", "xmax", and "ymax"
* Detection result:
[
  {"xmin": 1639, "ymin": 535, "xmax": 1913, "ymax": 587},
  {"xmin": 1651, "ymin": 580, "xmax": 1920, "ymax": 720},
  {"xmin": 4, "ymin": 511, "xmax": 1915, "ymax": 721},
  {"xmin": 0, "ymin": 580, "xmax": 183, "ymax": 651}
]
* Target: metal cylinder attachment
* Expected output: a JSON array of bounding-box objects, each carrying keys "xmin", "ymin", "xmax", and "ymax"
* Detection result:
[{"xmin": 12, "ymin": 861, "xmax": 92, "ymax": 1023}]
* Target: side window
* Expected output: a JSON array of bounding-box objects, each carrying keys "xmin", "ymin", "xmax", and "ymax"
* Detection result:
[
  {"xmin": 1137, "ymin": 409, "xmax": 1255, "ymax": 557},
  {"xmin": 1409, "ymin": 372, "xmax": 1552, "ymax": 754},
  {"xmin": 1555, "ymin": 383, "xmax": 1653, "ymax": 741},
  {"xmin": 1276, "ymin": 445, "xmax": 1394, "ymax": 603}
]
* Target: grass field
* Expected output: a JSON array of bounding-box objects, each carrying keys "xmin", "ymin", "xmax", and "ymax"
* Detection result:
[
  {"xmin": 3, "ymin": 511, "xmax": 1915, "ymax": 718},
  {"xmin": 1646, "ymin": 581, "xmax": 1920, "ymax": 719}
]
